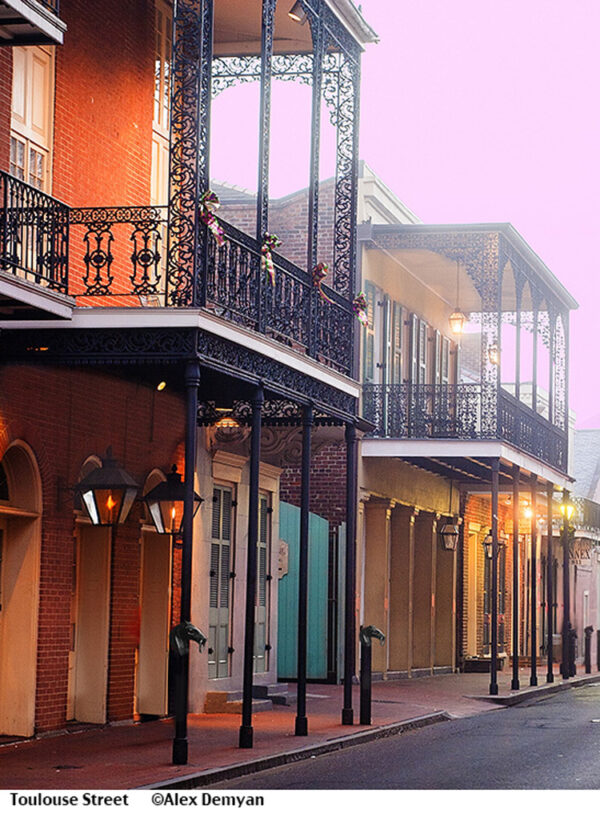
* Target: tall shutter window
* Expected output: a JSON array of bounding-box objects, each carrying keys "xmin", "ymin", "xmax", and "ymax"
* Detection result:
[
  {"xmin": 254, "ymin": 494, "xmax": 271, "ymax": 673},
  {"xmin": 362, "ymin": 282, "xmax": 376, "ymax": 383},
  {"xmin": 381, "ymin": 295, "xmax": 391, "ymax": 386},
  {"xmin": 208, "ymin": 485, "xmax": 234, "ymax": 678},
  {"xmin": 418, "ymin": 319, "xmax": 428, "ymax": 384},
  {"xmin": 410, "ymin": 314, "xmax": 418, "ymax": 383},
  {"xmin": 391, "ymin": 302, "xmax": 403, "ymax": 384},
  {"xmin": 441, "ymin": 337, "xmax": 450, "ymax": 385},
  {"xmin": 434, "ymin": 330, "xmax": 441, "ymax": 384}
]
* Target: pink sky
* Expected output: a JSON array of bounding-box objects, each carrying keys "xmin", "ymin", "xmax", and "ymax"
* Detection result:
[
  {"xmin": 357, "ymin": 0, "xmax": 600, "ymax": 427},
  {"xmin": 212, "ymin": 1, "xmax": 599, "ymax": 427}
]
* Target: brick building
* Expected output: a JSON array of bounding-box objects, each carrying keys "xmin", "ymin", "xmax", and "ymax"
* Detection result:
[{"xmin": 0, "ymin": 0, "xmax": 377, "ymax": 763}]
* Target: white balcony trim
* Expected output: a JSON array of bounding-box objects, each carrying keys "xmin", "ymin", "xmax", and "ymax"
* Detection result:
[
  {"xmin": 361, "ymin": 437, "xmax": 572, "ymax": 489},
  {"xmin": 0, "ymin": 270, "xmax": 74, "ymax": 319},
  {"xmin": 1, "ymin": 0, "xmax": 66, "ymax": 44},
  {"xmin": 0, "ymin": 306, "xmax": 360, "ymax": 399}
]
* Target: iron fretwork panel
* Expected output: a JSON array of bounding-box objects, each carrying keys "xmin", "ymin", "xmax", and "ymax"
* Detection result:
[
  {"xmin": 363, "ymin": 382, "xmax": 568, "ymax": 472},
  {"xmin": 0, "ymin": 171, "xmax": 69, "ymax": 294}
]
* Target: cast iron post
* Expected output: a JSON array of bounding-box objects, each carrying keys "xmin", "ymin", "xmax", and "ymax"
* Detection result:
[
  {"xmin": 239, "ymin": 385, "xmax": 264, "ymax": 748},
  {"xmin": 530, "ymin": 474, "xmax": 538, "ymax": 686},
  {"xmin": 172, "ymin": 360, "xmax": 200, "ymax": 765},
  {"xmin": 342, "ymin": 421, "xmax": 358, "ymax": 724},
  {"xmin": 546, "ymin": 484, "xmax": 554, "ymax": 683},
  {"xmin": 489, "ymin": 457, "xmax": 499, "ymax": 696},
  {"xmin": 561, "ymin": 490, "xmax": 571, "ymax": 680},
  {"xmin": 511, "ymin": 464, "xmax": 520, "ymax": 690},
  {"xmin": 295, "ymin": 404, "xmax": 313, "ymax": 736}
]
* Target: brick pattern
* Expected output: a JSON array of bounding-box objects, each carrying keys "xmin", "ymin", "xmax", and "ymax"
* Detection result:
[
  {"xmin": 280, "ymin": 442, "xmax": 347, "ymax": 530},
  {"xmin": 0, "ymin": 365, "xmax": 185, "ymax": 732}
]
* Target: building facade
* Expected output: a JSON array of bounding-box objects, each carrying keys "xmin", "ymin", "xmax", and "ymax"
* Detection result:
[{"xmin": 0, "ymin": 0, "xmax": 376, "ymax": 758}]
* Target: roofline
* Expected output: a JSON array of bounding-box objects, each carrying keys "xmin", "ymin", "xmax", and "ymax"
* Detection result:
[
  {"xmin": 325, "ymin": 0, "xmax": 379, "ymax": 48},
  {"xmin": 367, "ymin": 222, "xmax": 579, "ymax": 311}
]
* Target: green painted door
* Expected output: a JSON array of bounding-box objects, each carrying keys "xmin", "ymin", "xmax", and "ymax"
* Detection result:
[{"xmin": 277, "ymin": 502, "xmax": 329, "ymax": 680}]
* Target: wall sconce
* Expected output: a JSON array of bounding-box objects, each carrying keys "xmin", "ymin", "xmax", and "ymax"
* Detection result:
[
  {"xmin": 482, "ymin": 531, "xmax": 493, "ymax": 559},
  {"xmin": 439, "ymin": 521, "xmax": 460, "ymax": 551},
  {"xmin": 73, "ymin": 448, "xmax": 138, "ymax": 526},
  {"xmin": 288, "ymin": 1, "xmax": 307, "ymax": 23},
  {"xmin": 144, "ymin": 465, "xmax": 203, "ymax": 536}
]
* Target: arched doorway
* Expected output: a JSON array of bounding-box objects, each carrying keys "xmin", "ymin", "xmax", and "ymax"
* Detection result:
[{"xmin": 0, "ymin": 441, "xmax": 42, "ymax": 737}]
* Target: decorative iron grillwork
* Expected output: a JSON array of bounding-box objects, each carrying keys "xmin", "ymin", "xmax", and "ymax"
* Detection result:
[
  {"xmin": 0, "ymin": 171, "xmax": 69, "ymax": 293},
  {"xmin": 363, "ymin": 382, "xmax": 568, "ymax": 472}
]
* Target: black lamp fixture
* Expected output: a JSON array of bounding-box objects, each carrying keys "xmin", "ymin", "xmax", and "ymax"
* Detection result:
[
  {"xmin": 144, "ymin": 465, "xmax": 203, "ymax": 536},
  {"xmin": 288, "ymin": 1, "xmax": 307, "ymax": 23},
  {"xmin": 482, "ymin": 530, "xmax": 494, "ymax": 559},
  {"xmin": 439, "ymin": 520, "xmax": 460, "ymax": 551},
  {"xmin": 73, "ymin": 447, "xmax": 139, "ymax": 526}
]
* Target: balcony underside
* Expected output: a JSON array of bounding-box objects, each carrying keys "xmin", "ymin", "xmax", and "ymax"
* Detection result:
[
  {"xmin": 0, "ymin": 269, "xmax": 73, "ymax": 319},
  {"xmin": 0, "ymin": 0, "xmax": 65, "ymax": 45}
]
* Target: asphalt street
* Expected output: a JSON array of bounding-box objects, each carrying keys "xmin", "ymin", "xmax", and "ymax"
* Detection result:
[{"xmin": 214, "ymin": 682, "xmax": 600, "ymax": 789}]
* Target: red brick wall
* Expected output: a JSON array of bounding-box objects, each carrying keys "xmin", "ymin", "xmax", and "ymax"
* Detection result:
[
  {"xmin": 53, "ymin": 0, "xmax": 154, "ymax": 207},
  {"xmin": 0, "ymin": 364, "xmax": 185, "ymax": 732},
  {"xmin": 280, "ymin": 441, "xmax": 347, "ymax": 530}
]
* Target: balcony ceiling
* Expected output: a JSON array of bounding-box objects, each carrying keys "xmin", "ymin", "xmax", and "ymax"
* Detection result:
[
  {"xmin": 0, "ymin": 0, "xmax": 65, "ymax": 46},
  {"xmin": 214, "ymin": 0, "xmax": 314, "ymax": 57}
]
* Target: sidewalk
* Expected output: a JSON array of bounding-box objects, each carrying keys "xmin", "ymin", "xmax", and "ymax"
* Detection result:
[{"xmin": 1, "ymin": 668, "xmax": 598, "ymax": 790}]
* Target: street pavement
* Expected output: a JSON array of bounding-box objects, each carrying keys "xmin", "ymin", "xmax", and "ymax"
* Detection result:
[
  {"xmin": 0, "ymin": 668, "xmax": 598, "ymax": 789},
  {"xmin": 216, "ymin": 680, "xmax": 600, "ymax": 789}
]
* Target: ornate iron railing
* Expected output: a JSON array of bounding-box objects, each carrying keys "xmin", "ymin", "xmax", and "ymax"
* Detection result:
[
  {"xmin": 0, "ymin": 172, "xmax": 354, "ymax": 376},
  {"xmin": 38, "ymin": 0, "xmax": 60, "ymax": 13},
  {"xmin": 0, "ymin": 172, "xmax": 69, "ymax": 293},
  {"xmin": 363, "ymin": 382, "xmax": 568, "ymax": 470}
]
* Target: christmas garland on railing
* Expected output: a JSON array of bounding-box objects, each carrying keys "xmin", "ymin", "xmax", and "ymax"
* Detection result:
[
  {"xmin": 261, "ymin": 233, "xmax": 281, "ymax": 286},
  {"xmin": 352, "ymin": 291, "xmax": 369, "ymax": 326},
  {"xmin": 312, "ymin": 262, "xmax": 334, "ymax": 304},
  {"xmin": 200, "ymin": 191, "xmax": 226, "ymax": 247}
]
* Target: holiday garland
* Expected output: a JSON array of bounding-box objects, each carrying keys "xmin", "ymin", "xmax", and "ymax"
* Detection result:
[
  {"xmin": 261, "ymin": 233, "xmax": 281, "ymax": 286},
  {"xmin": 200, "ymin": 190, "xmax": 226, "ymax": 247},
  {"xmin": 352, "ymin": 291, "xmax": 369, "ymax": 326},
  {"xmin": 312, "ymin": 262, "xmax": 334, "ymax": 304}
]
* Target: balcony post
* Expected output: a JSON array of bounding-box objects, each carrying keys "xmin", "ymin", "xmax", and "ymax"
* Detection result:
[
  {"xmin": 511, "ymin": 464, "xmax": 520, "ymax": 690},
  {"xmin": 530, "ymin": 474, "xmax": 538, "ymax": 686},
  {"xmin": 546, "ymin": 483, "xmax": 554, "ymax": 683},
  {"xmin": 342, "ymin": 421, "xmax": 358, "ymax": 724},
  {"xmin": 489, "ymin": 457, "xmax": 499, "ymax": 696},
  {"xmin": 239, "ymin": 385, "xmax": 264, "ymax": 749},
  {"xmin": 307, "ymin": 14, "xmax": 324, "ymax": 360},
  {"xmin": 561, "ymin": 489, "xmax": 571, "ymax": 680},
  {"xmin": 295, "ymin": 404, "xmax": 313, "ymax": 736},
  {"xmin": 256, "ymin": 0, "xmax": 275, "ymax": 243}
]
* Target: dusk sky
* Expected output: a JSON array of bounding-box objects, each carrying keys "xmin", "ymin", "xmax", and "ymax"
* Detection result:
[
  {"xmin": 356, "ymin": 0, "xmax": 599, "ymax": 427},
  {"xmin": 212, "ymin": 1, "xmax": 598, "ymax": 427}
]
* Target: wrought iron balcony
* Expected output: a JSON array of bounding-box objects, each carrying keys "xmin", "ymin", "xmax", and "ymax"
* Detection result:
[
  {"xmin": 0, "ymin": 172, "xmax": 354, "ymax": 377},
  {"xmin": 363, "ymin": 382, "xmax": 568, "ymax": 472}
]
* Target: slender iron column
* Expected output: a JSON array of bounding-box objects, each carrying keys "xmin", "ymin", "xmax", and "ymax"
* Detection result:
[
  {"xmin": 546, "ymin": 484, "xmax": 554, "ymax": 683},
  {"xmin": 489, "ymin": 458, "xmax": 499, "ymax": 695},
  {"xmin": 239, "ymin": 385, "xmax": 264, "ymax": 749},
  {"xmin": 172, "ymin": 360, "xmax": 201, "ymax": 765},
  {"xmin": 342, "ymin": 421, "xmax": 358, "ymax": 724},
  {"xmin": 561, "ymin": 489, "xmax": 571, "ymax": 679},
  {"xmin": 511, "ymin": 464, "xmax": 520, "ymax": 690},
  {"xmin": 530, "ymin": 474, "xmax": 538, "ymax": 686},
  {"xmin": 295, "ymin": 405, "xmax": 313, "ymax": 736}
]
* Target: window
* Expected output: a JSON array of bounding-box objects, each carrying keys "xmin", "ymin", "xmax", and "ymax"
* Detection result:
[
  {"xmin": 11, "ymin": 46, "xmax": 54, "ymax": 192},
  {"xmin": 362, "ymin": 282, "xmax": 376, "ymax": 383},
  {"xmin": 152, "ymin": 0, "xmax": 172, "ymax": 206},
  {"xmin": 390, "ymin": 301, "xmax": 403, "ymax": 384},
  {"xmin": 208, "ymin": 485, "xmax": 234, "ymax": 679},
  {"xmin": 254, "ymin": 493, "xmax": 272, "ymax": 673}
]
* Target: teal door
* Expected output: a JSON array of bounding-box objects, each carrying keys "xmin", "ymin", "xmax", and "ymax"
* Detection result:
[{"xmin": 277, "ymin": 502, "xmax": 329, "ymax": 680}]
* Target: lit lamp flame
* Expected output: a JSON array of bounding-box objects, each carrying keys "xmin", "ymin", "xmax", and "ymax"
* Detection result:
[{"xmin": 449, "ymin": 310, "xmax": 467, "ymax": 335}]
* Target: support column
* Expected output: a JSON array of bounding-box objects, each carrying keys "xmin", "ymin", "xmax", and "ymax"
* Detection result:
[
  {"xmin": 239, "ymin": 385, "xmax": 264, "ymax": 749},
  {"xmin": 511, "ymin": 464, "xmax": 520, "ymax": 690},
  {"xmin": 546, "ymin": 483, "xmax": 554, "ymax": 683},
  {"xmin": 363, "ymin": 498, "xmax": 394, "ymax": 676},
  {"xmin": 389, "ymin": 506, "xmax": 416, "ymax": 674},
  {"xmin": 342, "ymin": 422, "xmax": 358, "ymax": 725},
  {"xmin": 412, "ymin": 513, "xmax": 437, "ymax": 672},
  {"xmin": 490, "ymin": 458, "xmax": 499, "ymax": 696},
  {"xmin": 561, "ymin": 489, "xmax": 571, "ymax": 680},
  {"xmin": 530, "ymin": 474, "xmax": 538, "ymax": 687},
  {"xmin": 172, "ymin": 360, "xmax": 201, "ymax": 765},
  {"xmin": 295, "ymin": 405, "xmax": 313, "ymax": 736}
]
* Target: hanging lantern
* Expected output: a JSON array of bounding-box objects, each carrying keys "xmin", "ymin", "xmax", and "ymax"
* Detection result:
[
  {"xmin": 439, "ymin": 522, "xmax": 460, "ymax": 551},
  {"xmin": 144, "ymin": 465, "xmax": 203, "ymax": 536},
  {"xmin": 74, "ymin": 448, "xmax": 139, "ymax": 526}
]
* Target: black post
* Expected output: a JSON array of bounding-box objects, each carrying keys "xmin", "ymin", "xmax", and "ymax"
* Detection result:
[
  {"xmin": 561, "ymin": 491, "xmax": 571, "ymax": 680},
  {"xmin": 489, "ymin": 458, "xmax": 499, "ymax": 696},
  {"xmin": 295, "ymin": 405, "xmax": 313, "ymax": 736},
  {"xmin": 342, "ymin": 422, "xmax": 358, "ymax": 724},
  {"xmin": 239, "ymin": 385, "xmax": 264, "ymax": 749},
  {"xmin": 172, "ymin": 360, "xmax": 200, "ymax": 765},
  {"xmin": 546, "ymin": 485, "xmax": 554, "ymax": 683},
  {"xmin": 359, "ymin": 632, "xmax": 372, "ymax": 726},
  {"xmin": 585, "ymin": 627, "xmax": 592, "ymax": 674},
  {"xmin": 511, "ymin": 464, "xmax": 520, "ymax": 690},
  {"xmin": 530, "ymin": 475, "xmax": 538, "ymax": 687},
  {"xmin": 597, "ymin": 630, "xmax": 600, "ymax": 672}
]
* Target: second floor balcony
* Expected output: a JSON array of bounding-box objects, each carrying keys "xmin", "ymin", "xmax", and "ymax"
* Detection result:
[{"xmin": 359, "ymin": 223, "xmax": 577, "ymax": 476}]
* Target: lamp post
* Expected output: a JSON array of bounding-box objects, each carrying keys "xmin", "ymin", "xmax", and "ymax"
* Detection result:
[{"xmin": 560, "ymin": 494, "xmax": 574, "ymax": 679}]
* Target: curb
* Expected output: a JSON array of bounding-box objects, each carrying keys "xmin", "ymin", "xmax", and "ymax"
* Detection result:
[
  {"xmin": 142, "ymin": 711, "xmax": 451, "ymax": 790},
  {"xmin": 467, "ymin": 673, "xmax": 600, "ymax": 706}
]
